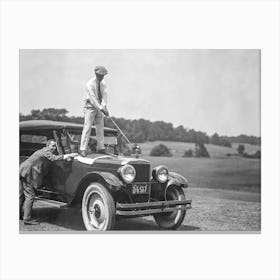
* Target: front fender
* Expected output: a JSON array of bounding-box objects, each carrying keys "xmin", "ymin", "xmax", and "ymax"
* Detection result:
[
  {"xmin": 85, "ymin": 171, "xmax": 124, "ymax": 190},
  {"xmin": 167, "ymin": 171, "xmax": 189, "ymax": 188},
  {"xmin": 69, "ymin": 171, "xmax": 124, "ymax": 207}
]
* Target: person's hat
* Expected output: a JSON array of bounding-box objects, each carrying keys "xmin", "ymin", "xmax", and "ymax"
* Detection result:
[{"xmin": 94, "ymin": 65, "xmax": 108, "ymax": 75}]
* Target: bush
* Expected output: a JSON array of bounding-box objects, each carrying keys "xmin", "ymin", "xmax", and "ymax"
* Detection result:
[
  {"xmin": 150, "ymin": 144, "xmax": 172, "ymax": 157},
  {"xmin": 194, "ymin": 143, "xmax": 210, "ymax": 158},
  {"xmin": 237, "ymin": 144, "xmax": 245, "ymax": 155},
  {"xmin": 243, "ymin": 150, "xmax": 261, "ymax": 159},
  {"xmin": 254, "ymin": 150, "xmax": 261, "ymax": 158},
  {"xmin": 183, "ymin": 149, "xmax": 193, "ymax": 157}
]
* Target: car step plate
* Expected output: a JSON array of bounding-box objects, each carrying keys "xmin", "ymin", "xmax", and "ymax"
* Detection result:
[{"xmin": 35, "ymin": 197, "xmax": 68, "ymax": 208}]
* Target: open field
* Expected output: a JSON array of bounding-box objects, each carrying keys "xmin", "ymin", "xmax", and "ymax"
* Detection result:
[
  {"xmin": 145, "ymin": 156, "xmax": 261, "ymax": 193},
  {"xmin": 140, "ymin": 141, "xmax": 261, "ymax": 158},
  {"xmin": 141, "ymin": 141, "xmax": 261, "ymax": 193}
]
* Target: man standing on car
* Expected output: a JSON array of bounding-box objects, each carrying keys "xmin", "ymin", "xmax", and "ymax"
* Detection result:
[
  {"xmin": 19, "ymin": 139, "xmax": 77, "ymax": 225},
  {"xmin": 79, "ymin": 65, "xmax": 109, "ymax": 157}
]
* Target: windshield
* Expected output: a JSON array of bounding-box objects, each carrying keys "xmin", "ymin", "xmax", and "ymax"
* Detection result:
[{"xmin": 62, "ymin": 130, "xmax": 118, "ymax": 154}]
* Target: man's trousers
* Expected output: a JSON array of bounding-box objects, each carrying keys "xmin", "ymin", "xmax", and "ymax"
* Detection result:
[
  {"xmin": 80, "ymin": 108, "xmax": 105, "ymax": 151},
  {"xmin": 19, "ymin": 177, "xmax": 35, "ymax": 221}
]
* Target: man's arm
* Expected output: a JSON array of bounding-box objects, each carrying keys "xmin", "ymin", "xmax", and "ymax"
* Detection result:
[
  {"xmin": 100, "ymin": 83, "xmax": 109, "ymax": 116},
  {"xmin": 44, "ymin": 151, "xmax": 64, "ymax": 161},
  {"xmin": 101, "ymin": 83, "xmax": 108, "ymax": 107},
  {"xmin": 44, "ymin": 151, "xmax": 78, "ymax": 162}
]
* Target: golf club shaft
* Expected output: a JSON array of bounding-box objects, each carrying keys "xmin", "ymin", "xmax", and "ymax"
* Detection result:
[{"xmin": 109, "ymin": 116, "xmax": 131, "ymax": 145}]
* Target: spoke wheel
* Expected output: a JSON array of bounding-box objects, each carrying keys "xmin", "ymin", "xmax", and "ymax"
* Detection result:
[
  {"xmin": 154, "ymin": 186, "xmax": 186, "ymax": 230},
  {"xmin": 82, "ymin": 183, "xmax": 115, "ymax": 231}
]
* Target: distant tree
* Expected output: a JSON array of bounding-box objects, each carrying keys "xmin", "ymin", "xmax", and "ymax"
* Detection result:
[
  {"xmin": 147, "ymin": 125, "xmax": 159, "ymax": 141},
  {"xmin": 223, "ymin": 134, "xmax": 261, "ymax": 145},
  {"xmin": 19, "ymin": 113, "xmax": 32, "ymax": 121},
  {"xmin": 210, "ymin": 133, "xmax": 220, "ymax": 145},
  {"xmin": 69, "ymin": 116, "xmax": 84, "ymax": 124},
  {"xmin": 196, "ymin": 131, "xmax": 210, "ymax": 144},
  {"xmin": 210, "ymin": 133, "xmax": 232, "ymax": 147},
  {"xmin": 219, "ymin": 138, "xmax": 232, "ymax": 148},
  {"xmin": 32, "ymin": 108, "xmax": 69, "ymax": 121},
  {"xmin": 150, "ymin": 144, "xmax": 172, "ymax": 157},
  {"xmin": 237, "ymin": 144, "xmax": 245, "ymax": 155},
  {"xmin": 183, "ymin": 149, "xmax": 193, "ymax": 158},
  {"xmin": 174, "ymin": 125, "xmax": 187, "ymax": 142},
  {"xmin": 187, "ymin": 129, "xmax": 198, "ymax": 143},
  {"xmin": 19, "ymin": 109, "xmax": 261, "ymax": 145},
  {"xmin": 194, "ymin": 143, "xmax": 210, "ymax": 158}
]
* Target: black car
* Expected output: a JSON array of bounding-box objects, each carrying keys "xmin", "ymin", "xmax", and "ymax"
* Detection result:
[{"xmin": 20, "ymin": 120, "xmax": 192, "ymax": 231}]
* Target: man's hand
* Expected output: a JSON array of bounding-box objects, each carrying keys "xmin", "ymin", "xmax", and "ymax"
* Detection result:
[
  {"xmin": 101, "ymin": 106, "xmax": 109, "ymax": 117},
  {"xmin": 63, "ymin": 153, "xmax": 78, "ymax": 160},
  {"xmin": 69, "ymin": 153, "xmax": 79, "ymax": 157}
]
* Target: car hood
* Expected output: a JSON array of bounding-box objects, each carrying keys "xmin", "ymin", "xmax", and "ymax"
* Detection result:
[{"xmin": 74, "ymin": 153, "xmax": 150, "ymax": 166}]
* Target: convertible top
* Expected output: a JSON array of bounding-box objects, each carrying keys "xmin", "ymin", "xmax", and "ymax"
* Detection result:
[{"xmin": 20, "ymin": 120, "xmax": 118, "ymax": 134}]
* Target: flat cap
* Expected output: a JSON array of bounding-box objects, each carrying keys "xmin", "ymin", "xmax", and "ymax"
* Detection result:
[{"xmin": 94, "ymin": 65, "xmax": 108, "ymax": 75}]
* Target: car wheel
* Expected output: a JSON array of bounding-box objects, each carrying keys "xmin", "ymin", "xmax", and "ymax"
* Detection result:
[
  {"xmin": 82, "ymin": 183, "xmax": 115, "ymax": 231},
  {"xmin": 153, "ymin": 186, "xmax": 186, "ymax": 230}
]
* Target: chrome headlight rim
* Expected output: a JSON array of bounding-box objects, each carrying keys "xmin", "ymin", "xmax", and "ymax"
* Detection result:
[
  {"xmin": 118, "ymin": 164, "xmax": 136, "ymax": 184},
  {"xmin": 153, "ymin": 165, "xmax": 169, "ymax": 183}
]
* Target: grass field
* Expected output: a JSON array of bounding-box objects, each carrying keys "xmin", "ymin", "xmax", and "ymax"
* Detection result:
[
  {"xmin": 140, "ymin": 141, "xmax": 261, "ymax": 158},
  {"xmin": 20, "ymin": 187, "xmax": 261, "ymax": 231},
  {"xmin": 140, "ymin": 141, "xmax": 261, "ymax": 193}
]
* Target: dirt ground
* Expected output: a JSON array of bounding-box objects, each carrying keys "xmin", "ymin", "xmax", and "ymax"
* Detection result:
[{"xmin": 19, "ymin": 187, "xmax": 261, "ymax": 232}]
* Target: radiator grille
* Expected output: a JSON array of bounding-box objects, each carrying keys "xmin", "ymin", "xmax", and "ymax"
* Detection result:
[{"xmin": 131, "ymin": 163, "xmax": 150, "ymax": 182}]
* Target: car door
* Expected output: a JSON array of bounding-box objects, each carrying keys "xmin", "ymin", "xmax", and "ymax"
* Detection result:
[{"xmin": 39, "ymin": 129, "xmax": 75, "ymax": 202}]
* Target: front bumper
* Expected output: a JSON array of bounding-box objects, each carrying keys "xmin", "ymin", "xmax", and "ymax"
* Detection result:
[{"xmin": 116, "ymin": 199, "xmax": 192, "ymax": 216}]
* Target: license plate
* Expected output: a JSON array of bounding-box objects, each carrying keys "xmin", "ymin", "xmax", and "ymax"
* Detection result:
[{"xmin": 132, "ymin": 183, "xmax": 149, "ymax": 194}]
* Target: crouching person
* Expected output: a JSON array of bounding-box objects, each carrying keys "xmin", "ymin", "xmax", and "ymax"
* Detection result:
[{"xmin": 19, "ymin": 139, "xmax": 77, "ymax": 225}]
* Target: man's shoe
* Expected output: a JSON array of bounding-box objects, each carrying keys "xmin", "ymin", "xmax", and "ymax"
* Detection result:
[
  {"xmin": 23, "ymin": 219, "xmax": 40, "ymax": 225},
  {"xmin": 96, "ymin": 149, "xmax": 107, "ymax": 154},
  {"xmin": 79, "ymin": 150, "xmax": 87, "ymax": 157}
]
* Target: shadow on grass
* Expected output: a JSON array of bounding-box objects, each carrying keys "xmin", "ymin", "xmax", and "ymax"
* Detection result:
[
  {"xmin": 32, "ymin": 207, "xmax": 84, "ymax": 230},
  {"xmin": 115, "ymin": 217, "xmax": 200, "ymax": 231},
  {"xmin": 21, "ymin": 206, "xmax": 200, "ymax": 232}
]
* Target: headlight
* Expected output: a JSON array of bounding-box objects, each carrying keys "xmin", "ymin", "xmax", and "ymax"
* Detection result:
[
  {"xmin": 119, "ymin": 164, "xmax": 136, "ymax": 183},
  {"xmin": 152, "ymin": 165, "xmax": 169, "ymax": 183}
]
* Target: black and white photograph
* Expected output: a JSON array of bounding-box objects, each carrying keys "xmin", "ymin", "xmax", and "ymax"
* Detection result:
[
  {"xmin": 1, "ymin": 1, "xmax": 280, "ymax": 280},
  {"xmin": 19, "ymin": 49, "xmax": 261, "ymax": 232}
]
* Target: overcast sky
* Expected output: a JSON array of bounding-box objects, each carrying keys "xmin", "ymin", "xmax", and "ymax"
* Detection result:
[{"xmin": 20, "ymin": 49, "xmax": 260, "ymax": 136}]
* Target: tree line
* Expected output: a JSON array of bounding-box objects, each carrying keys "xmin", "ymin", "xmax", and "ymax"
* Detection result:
[{"xmin": 19, "ymin": 108, "xmax": 261, "ymax": 146}]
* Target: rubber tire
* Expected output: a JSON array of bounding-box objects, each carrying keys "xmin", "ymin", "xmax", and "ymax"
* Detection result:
[
  {"xmin": 154, "ymin": 186, "xmax": 186, "ymax": 230},
  {"xmin": 82, "ymin": 183, "xmax": 115, "ymax": 231}
]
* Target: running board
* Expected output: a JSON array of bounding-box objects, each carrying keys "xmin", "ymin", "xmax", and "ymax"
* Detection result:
[{"xmin": 35, "ymin": 197, "xmax": 68, "ymax": 208}]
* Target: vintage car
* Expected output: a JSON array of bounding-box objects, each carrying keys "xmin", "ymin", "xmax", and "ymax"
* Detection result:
[{"xmin": 20, "ymin": 120, "xmax": 192, "ymax": 231}]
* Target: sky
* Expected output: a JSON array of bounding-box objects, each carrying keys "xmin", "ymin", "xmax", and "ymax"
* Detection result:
[{"xmin": 20, "ymin": 49, "xmax": 260, "ymax": 137}]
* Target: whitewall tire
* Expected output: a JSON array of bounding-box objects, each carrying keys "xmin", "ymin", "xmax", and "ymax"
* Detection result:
[{"xmin": 82, "ymin": 183, "xmax": 115, "ymax": 231}]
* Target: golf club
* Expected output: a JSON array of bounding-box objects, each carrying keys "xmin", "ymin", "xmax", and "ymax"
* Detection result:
[{"xmin": 108, "ymin": 116, "xmax": 131, "ymax": 145}]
